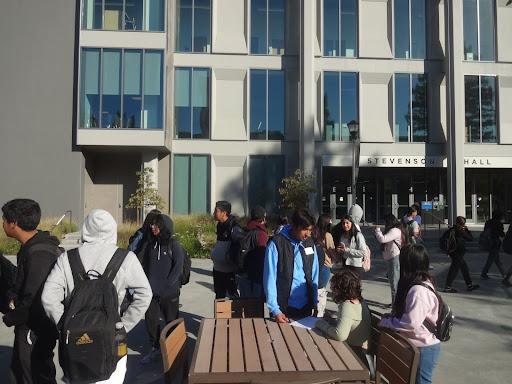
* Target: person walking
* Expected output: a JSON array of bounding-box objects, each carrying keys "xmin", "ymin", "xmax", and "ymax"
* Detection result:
[
  {"xmin": 41, "ymin": 209, "xmax": 152, "ymax": 384},
  {"xmin": 403, "ymin": 206, "xmax": 421, "ymax": 244},
  {"xmin": 2, "ymin": 199, "xmax": 62, "ymax": 384},
  {"xmin": 481, "ymin": 211, "xmax": 506, "ymax": 280},
  {"xmin": 443, "ymin": 216, "xmax": 479, "ymax": 292},
  {"xmin": 379, "ymin": 245, "xmax": 441, "ymax": 384},
  {"xmin": 313, "ymin": 214, "xmax": 335, "ymax": 318},
  {"xmin": 374, "ymin": 214, "xmax": 402, "ymax": 305},
  {"xmin": 332, "ymin": 215, "xmax": 367, "ymax": 277}
]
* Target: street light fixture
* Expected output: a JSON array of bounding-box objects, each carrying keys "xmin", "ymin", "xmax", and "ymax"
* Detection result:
[{"xmin": 347, "ymin": 120, "xmax": 360, "ymax": 206}]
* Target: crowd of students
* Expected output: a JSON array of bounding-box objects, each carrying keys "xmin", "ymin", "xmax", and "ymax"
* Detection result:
[{"xmin": 1, "ymin": 197, "xmax": 510, "ymax": 384}]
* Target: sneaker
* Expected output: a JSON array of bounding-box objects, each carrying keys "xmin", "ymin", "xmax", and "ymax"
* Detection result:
[
  {"xmin": 443, "ymin": 287, "xmax": 458, "ymax": 293},
  {"xmin": 467, "ymin": 284, "xmax": 480, "ymax": 291},
  {"xmin": 480, "ymin": 274, "xmax": 490, "ymax": 280},
  {"xmin": 140, "ymin": 348, "xmax": 160, "ymax": 365}
]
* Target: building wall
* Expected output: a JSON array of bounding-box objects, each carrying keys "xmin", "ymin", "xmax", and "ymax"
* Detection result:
[{"xmin": 0, "ymin": 0, "xmax": 84, "ymax": 219}]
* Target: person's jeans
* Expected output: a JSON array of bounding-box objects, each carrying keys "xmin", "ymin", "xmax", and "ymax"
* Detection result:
[
  {"xmin": 213, "ymin": 269, "xmax": 238, "ymax": 299},
  {"xmin": 416, "ymin": 343, "xmax": 441, "ymax": 384},
  {"xmin": 481, "ymin": 249, "xmax": 505, "ymax": 276},
  {"xmin": 237, "ymin": 275, "xmax": 264, "ymax": 299},
  {"xmin": 446, "ymin": 251, "xmax": 472, "ymax": 287},
  {"xmin": 386, "ymin": 257, "xmax": 400, "ymax": 303}
]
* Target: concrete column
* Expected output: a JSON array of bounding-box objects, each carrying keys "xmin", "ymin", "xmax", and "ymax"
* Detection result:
[
  {"xmin": 142, "ymin": 151, "xmax": 159, "ymax": 218},
  {"xmin": 445, "ymin": 0, "xmax": 466, "ymax": 225},
  {"xmin": 300, "ymin": 0, "xmax": 317, "ymax": 212}
]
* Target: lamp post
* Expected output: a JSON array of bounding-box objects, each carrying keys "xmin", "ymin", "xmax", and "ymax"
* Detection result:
[{"xmin": 348, "ymin": 120, "xmax": 360, "ymax": 206}]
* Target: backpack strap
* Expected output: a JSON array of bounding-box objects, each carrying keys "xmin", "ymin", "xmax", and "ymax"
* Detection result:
[
  {"xmin": 416, "ymin": 282, "xmax": 441, "ymax": 335},
  {"xmin": 67, "ymin": 248, "xmax": 87, "ymax": 286},
  {"xmin": 103, "ymin": 248, "xmax": 129, "ymax": 283}
]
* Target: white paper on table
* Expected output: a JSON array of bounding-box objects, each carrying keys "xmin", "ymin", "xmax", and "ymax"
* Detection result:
[{"xmin": 290, "ymin": 316, "xmax": 318, "ymax": 330}]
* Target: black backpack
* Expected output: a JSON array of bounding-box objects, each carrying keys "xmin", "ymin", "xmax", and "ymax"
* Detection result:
[
  {"xmin": 502, "ymin": 226, "xmax": 512, "ymax": 255},
  {"xmin": 416, "ymin": 283, "xmax": 454, "ymax": 342},
  {"xmin": 439, "ymin": 228, "xmax": 457, "ymax": 254},
  {"xmin": 230, "ymin": 226, "xmax": 260, "ymax": 273},
  {"xmin": 59, "ymin": 248, "xmax": 128, "ymax": 383},
  {"xmin": 172, "ymin": 239, "xmax": 191, "ymax": 286}
]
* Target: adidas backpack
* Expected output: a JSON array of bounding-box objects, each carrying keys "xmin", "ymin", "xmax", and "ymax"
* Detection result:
[
  {"xmin": 59, "ymin": 248, "xmax": 128, "ymax": 383},
  {"xmin": 416, "ymin": 283, "xmax": 454, "ymax": 342}
]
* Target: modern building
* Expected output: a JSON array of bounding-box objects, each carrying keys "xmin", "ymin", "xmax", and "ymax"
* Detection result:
[{"xmin": 1, "ymin": 0, "xmax": 511, "ymax": 225}]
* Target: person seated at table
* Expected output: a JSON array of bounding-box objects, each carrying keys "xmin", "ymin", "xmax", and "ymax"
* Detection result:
[
  {"xmin": 315, "ymin": 269, "xmax": 371, "ymax": 364},
  {"xmin": 263, "ymin": 209, "xmax": 319, "ymax": 322}
]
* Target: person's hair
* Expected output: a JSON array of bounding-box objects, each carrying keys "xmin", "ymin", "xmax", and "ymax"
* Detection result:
[
  {"xmin": 392, "ymin": 244, "xmax": 434, "ymax": 318},
  {"xmin": 1, "ymin": 199, "xmax": 41, "ymax": 231},
  {"xmin": 330, "ymin": 269, "xmax": 363, "ymax": 303},
  {"xmin": 290, "ymin": 209, "xmax": 315, "ymax": 230},
  {"xmin": 383, "ymin": 213, "xmax": 401, "ymax": 235},
  {"xmin": 455, "ymin": 216, "xmax": 466, "ymax": 226},
  {"xmin": 215, "ymin": 200, "xmax": 232, "ymax": 215},
  {"xmin": 407, "ymin": 206, "xmax": 417, "ymax": 216},
  {"xmin": 339, "ymin": 214, "xmax": 359, "ymax": 240},
  {"xmin": 142, "ymin": 209, "xmax": 161, "ymax": 233},
  {"xmin": 278, "ymin": 216, "xmax": 289, "ymax": 225},
  {"xmin": 250, "ymin": 205, "xmax": 266, "ymax": 221},
  {"xmin": 314, "ymin": 214, "xmax": 331, "ymax": 245}
]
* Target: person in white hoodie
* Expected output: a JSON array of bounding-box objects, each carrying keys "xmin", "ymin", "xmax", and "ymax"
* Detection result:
[{"xmin": 41, "ymin": 209, "xmax": 152, "ymax": 384}]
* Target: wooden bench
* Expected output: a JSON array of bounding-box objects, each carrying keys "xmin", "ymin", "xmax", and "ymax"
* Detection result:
[
  {"xmin": 214, "ymin": 298, "xmax": 265, "ymax": 318},
  {"xmin": 159, "ymin": 318, "xmax": 189, "ymax": 384}
]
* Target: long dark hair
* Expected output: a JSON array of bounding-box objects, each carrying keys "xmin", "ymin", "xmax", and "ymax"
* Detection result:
[
  {"xmin": 392, "ymin": 244, "xmax": 434, "ymax": 318},
  {"xmin": 340, "ymin": 214, "xmax": 359, "ymax": 240},
  {"xmin": 142, "ymin": 209, "xmax": 161, "ymax": 234},
  {"xmin": 383, "ymin": 213, "xmax": 401, "ymax": 235},
  {"xmin": 314, "ymin": 214, "xmax": 332, "ymax": 245}
]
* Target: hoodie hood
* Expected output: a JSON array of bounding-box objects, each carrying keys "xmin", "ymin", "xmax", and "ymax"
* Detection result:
[
  {"xmin": 349, "ymin": 204, "xmax": 363, "ymax": 224},
  {"xmin": 156, "ymin": 214, "xmax": 173, "ymax": 244},
  {"xmin": 278, "ymin": 224, "xmax": 299, "ymax": 244},
  {"xmin": 24, "ymin": 230, "xmax": 61, "ymax": 250},
  {"xmin": 82, "ymin": 209, "xmax": 117, "ymax": 245}
]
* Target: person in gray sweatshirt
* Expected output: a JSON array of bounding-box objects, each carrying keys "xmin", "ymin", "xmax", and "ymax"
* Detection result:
[{"xmin": 41, "ymin": 209, "xmax": 152, "ymax": 384}]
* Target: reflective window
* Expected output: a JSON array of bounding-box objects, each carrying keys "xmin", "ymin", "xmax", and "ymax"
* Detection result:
[
  {"xmin": 249, "ymin": 155, "xmax": 285, "ymax": 214},
  {"xmin": 394, "ymin": 0, "xmax": 425, "ymax": 59},
  {"xmin": 463, "ymin": 0, "xmax": 496, "ymax": 61},
  {"xmin": 176, "ymin": 0, "xmax": 211, "ymax": 53},
  {"xmin": 82, "ymin": 0, "xmax": 165, "ymax": 31},
  {"xmin": 250, "ymin": 70, "xmax": 285, "ymax": 140},
  {"xmin": 173, "ymin": 155, "xmax": 210, "ymax": 214},
  {"xmin": 79, "ymin": 48, "xmax": 165, "ymax": 129},
  {"xmin": 323, "ymin": 0, "xmax": 357, "ymax": 57},
  {"xmin": 250, "ymin": 0, "xmax": 285, "ymax": 55},
  {"xmin": 394, "ymin": 73, "xmax": 427, "ymax": 142},
  {"xmin": 465, "ymin": 75, "xmax": 497, "ymax": 143},
  {"xmin": 323, "ymin": 72, "xmax": 358, "ymax": 142},
  {"xmin": 174, "ymin": 67, "xmax": 210, "ymax": 139}
]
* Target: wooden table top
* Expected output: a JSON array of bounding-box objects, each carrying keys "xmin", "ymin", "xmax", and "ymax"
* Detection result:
[{"xmin": 189, "ymin": 318, "xmax": 370, "ymax": 384}]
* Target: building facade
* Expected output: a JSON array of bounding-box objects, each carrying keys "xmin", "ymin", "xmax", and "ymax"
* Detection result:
[{"xmin": 1, "ymin": 0, "xmax": 512, "ymax": 224}]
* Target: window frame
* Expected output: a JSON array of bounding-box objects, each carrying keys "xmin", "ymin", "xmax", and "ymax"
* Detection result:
[
  {"xmin": 172, "ymin": 154, "xmax": 211, "ymax": 215},
  {"xmin": 249, "ymin": 0, "xmax": 286, "ymax": 56},
  {"xmin": 174, "ymin": 0, "xmax": 212, "ymax": 53},
  {"xmin": 464, "ymin": 74, "xmax": 498, "ymax": 144},
  {"xmin": 247, "ymin": 154, "xmax": 286, "ymax": 214},
  {"xmin": 392, "ymin": 0, "xmax": 426, "ymax": 60},
  {"xmin": 322, "ymin": 0, "xmax": 359, "ymax": 58},
  {"xmin": 462, "ymin": 0, "xmax": 497, "ymax": 62}
]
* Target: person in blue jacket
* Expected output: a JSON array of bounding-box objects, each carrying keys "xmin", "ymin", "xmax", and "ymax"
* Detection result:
[{"xmin": 264, "ymin": 209, "xmax": 319, "ymax": 323}]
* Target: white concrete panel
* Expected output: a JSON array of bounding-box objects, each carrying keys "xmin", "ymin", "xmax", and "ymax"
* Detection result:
[
  {"xmin": 212, "ymin": 155, "xmax": 247, "ymax": 215},
  {"xmin": 359, "ymin": 73, "xmax": 393, "ymax": 142},
  {"xmin": 212, "ymin": 0, "xmax": 247, "ymax": 54},
  {"xmin": 80, "ymin": 30, "xmax": 166, "ymax": 49},
  {"xmin": 499, "ymin": 76, "xmax": 512, "ymax": 144},
  {"xmin": 497, "ymin": 0, "xmax": 512, "ymax": 62},
  {"xmin": 427, "ymin": 0, "xmax": 445, "ymax": 60},
  {"xmin": 359, "ymin": 0, "xmax": 392, "ymax": 58},
  {"xmin": 211, "ymin": 68, "xmax": 247, "ymax": 140},
  {"xmin": 428, "ymin": 73, "xmax": 447, "ymax": 143},
  {"xmin": 77, "ymin": 129, "xmax": 166, "ymax": 147}
]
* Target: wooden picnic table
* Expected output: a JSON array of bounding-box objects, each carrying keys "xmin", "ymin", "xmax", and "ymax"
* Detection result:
[{"xmin": 189, "ymin": 318, "xmax": 370, "ymax": 384}]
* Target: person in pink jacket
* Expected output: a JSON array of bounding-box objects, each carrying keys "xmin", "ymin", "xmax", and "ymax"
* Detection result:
[{"xmin": 379, "ymin": 244, "xmax": 441, "ymax": 384}]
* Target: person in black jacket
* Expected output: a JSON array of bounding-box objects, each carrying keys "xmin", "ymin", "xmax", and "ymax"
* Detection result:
[
  {"xmin": 0, "ymin": 252, "xmax": 17, "ymax": 314},
  {"xmin": 141, "ymin": 214, "xmax": 184, "ymax": 364},
  {"xmin": 481, "ymin": 212, "xmax": 506, "ymax": 280},
  {"xmin": 443, "ymin": 216, "xmax": 479, "ymax": 293},
  {"xmin": 2, "ymin": 199, "xmax": 61, "ymax": 384}
]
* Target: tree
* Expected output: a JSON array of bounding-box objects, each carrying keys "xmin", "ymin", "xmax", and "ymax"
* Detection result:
[
  {"xmin": 278, "ymin": 169, "xmax": 316, "ymax": 211},
  {"xmin": 126, "ymin": 167, "xmax": 166, "ymax": 223}
]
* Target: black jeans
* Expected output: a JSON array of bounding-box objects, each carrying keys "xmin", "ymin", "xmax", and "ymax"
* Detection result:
[
  {"xmin": 145, "ymin": 296, "xmax": 180, "ymax": 349},
  {"xmin": 481, "ymin": 249, "xmax": 505, "ymax": 276},
  {"xmin": 213, "ymin": 269, "xmax": 238, "ymax": 299},
  {"xmin": 445, "ymin": 251, "xmax": 472, "ymax": 287},
  {"xmin": 12, "ymin": 326, "xmax": 57, "ymax": 384}
]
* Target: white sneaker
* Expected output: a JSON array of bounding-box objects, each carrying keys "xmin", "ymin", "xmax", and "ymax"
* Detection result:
[{"xmin": 140, "ymin": 348, "xmax": 160, "ymax": 364}]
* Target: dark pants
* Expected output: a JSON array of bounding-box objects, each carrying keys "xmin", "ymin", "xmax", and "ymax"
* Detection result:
[
  {"xmin": 481, "ymin": 249, "xmax": 505, "ymax": 276},
  {"xmin": 12, "ymin": 326, "xmax": 57, "ymax": 384},
  {"xmin": 284, "ymin": 305, "xmax": 313, "ymax": 320},
  {"xmin": 213, "ymin": 269, "xmax": 238, "ymax": 299},
  {"xmin": 445, "ymin": 251, "xmax": 473, "ymax": 287},
  {"xmin": 145, "ymin": 296, "xmax": 179, "ymax": 348}
]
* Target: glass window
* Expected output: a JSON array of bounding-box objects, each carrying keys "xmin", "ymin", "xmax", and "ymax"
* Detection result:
[
  {"xmin": 174, "ymin": 67, "xmax": 210, "ymax": 139},
  {"xmin": 394, "ymin": 0, "xmax": 425, "ymax": 59},
  {"xmin": 80, "ymin": 48, "xmax": 164, "ymax": 129},
  {"xmin": 323, "ymin": 72, "xmax": 358, "ymax": 142},
  {"xmin": 248, "ymin": 155, "xmax": 285, "ymax": 214},
  {"xmin": 463, "ymin": 0, "xmax": 495, "ymax": 61},
  {"xmin": 250, "ymin": 0, "xmax": 285, "ymax": 55},
  {"xmin": 250, "ymin": 70, "xmax": 285, "ymax": 140},
  {"xmin": 465, "ymin": 75, "xmax": 497, "ymax": 143},
  {"xmin": 323, "ymin": 0, "xmax": 357, "ymax": 57},
  {"xmin": 176, "ymin": 0, "xmax": 211, "ymax": 52},
  {"xmin": 394, "ymin": 73, "xmax": 427, "ymax": 142},
  {"xmin": 82, "ymin": 0, "xmax": 164, "ymax": 31},
  {"xmin": 173, "ymin": 155, "xmax": 210, "ymax": 214}
]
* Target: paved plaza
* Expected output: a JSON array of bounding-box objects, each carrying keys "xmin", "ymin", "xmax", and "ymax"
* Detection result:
[{"xmin": 1, "ymin": 232, "xmax": 511, "ymax": 383}]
